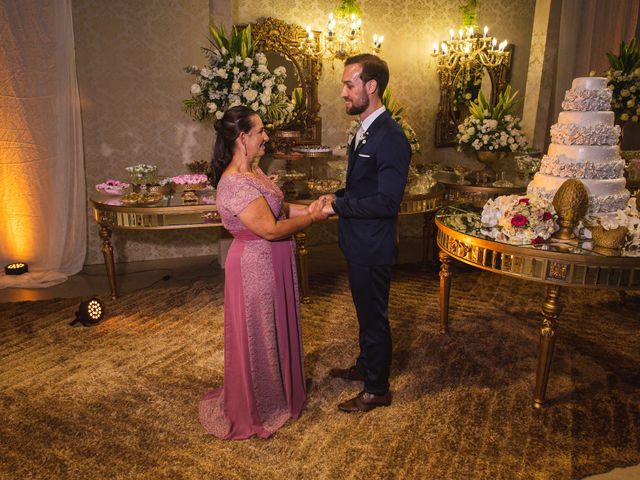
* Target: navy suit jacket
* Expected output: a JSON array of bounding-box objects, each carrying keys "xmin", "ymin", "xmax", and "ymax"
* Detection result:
[{"xmin": 333, "ymin": 110, "xmax": 411, "ymax": 265}]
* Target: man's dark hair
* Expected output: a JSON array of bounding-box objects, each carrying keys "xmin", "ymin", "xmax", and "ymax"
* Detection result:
[{"xmin": 345, "ymin": 54, "xmax": 389, "ymax": 99}]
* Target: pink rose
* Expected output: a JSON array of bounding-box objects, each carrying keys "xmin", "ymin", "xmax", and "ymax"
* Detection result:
[
  {"xmin": 511, "ymin": 214, "xmax": 528, "ymax": 227},
  {"xmin": 531, "ymin": 236, "xmax": 544, "ymax": 245},
  {"xmin": 542, "ymin": 212, "xmax": 552, "ymax": 221}
]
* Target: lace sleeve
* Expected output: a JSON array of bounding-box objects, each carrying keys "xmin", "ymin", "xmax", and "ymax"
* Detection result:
[{"xmin": 218, "ymin": 175, "xmax": 264, "ymax": 216}]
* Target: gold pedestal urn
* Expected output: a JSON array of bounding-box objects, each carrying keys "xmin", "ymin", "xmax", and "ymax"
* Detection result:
[{"xmin": 475, "ymin": 150, "xmax": 503, "ymax": 181}]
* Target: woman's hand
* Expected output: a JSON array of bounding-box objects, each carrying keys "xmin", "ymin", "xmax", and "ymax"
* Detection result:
[{"xmin": 308, "ymin": 198, "xmax": 330, "ymax": 223}]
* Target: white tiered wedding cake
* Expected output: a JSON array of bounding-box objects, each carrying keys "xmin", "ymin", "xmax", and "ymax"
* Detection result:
[{"xmin": 527, "ymin": 77, "xmax": 630, "ymax": 221}]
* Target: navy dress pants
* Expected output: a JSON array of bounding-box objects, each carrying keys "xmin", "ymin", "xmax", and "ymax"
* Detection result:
[{"xmin": 348, "ymin": 262, "xmax": 392, "ymax": 395}]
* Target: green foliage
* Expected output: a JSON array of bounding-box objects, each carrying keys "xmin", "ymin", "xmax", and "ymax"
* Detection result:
[
  {"xmin": 467, "ymin": 85, "xmax": 522, "ymax": 121},
  {"xmin": 206, "ymin": 20, "xmax": 256, "ymax": 59},
  {"xmin": 381, "ymin": 88, "xmax": 405, "ymax": 121},
  {"xmin": 335, "ymin": 0, "xmax": 362, "ymax": 19},
  {"xmin": 606, "ymin": 39, "xmax": 640, "ymax": 75},
  {"xmin": 459, "ymin": 0, "xmax": 479, "ymax": 28}
]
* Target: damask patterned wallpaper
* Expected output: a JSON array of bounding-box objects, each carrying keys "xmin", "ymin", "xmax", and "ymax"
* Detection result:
[
  {"xmin": 73, "ymin": 0, "xmax": 216, "ymax": 264},
  {"xmin": 73, "ymin": 0, "xmax": 535, "ymax": 265}
]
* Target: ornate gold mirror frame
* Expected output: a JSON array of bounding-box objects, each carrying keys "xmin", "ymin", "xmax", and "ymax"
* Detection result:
[
  {"xmin": 435, "ymin": 46, "xmax": 513, "ymax": 147},
  {"xmin": 251, "ymin": 17, "xmax": 323, "ymax": 144}
]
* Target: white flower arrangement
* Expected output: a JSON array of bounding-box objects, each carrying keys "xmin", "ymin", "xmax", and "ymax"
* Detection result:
[
  {"xmin": 480, "ymin": 194, "xmax": 559, "ymax": 245},
  {"xmin": 125, "ymin": 164, "xmax": 158, "ymax": 185},
  {"xmin": 602, "ymin": 39, "xmax": 640, "ymax": 124},
  {"xmin": 456, "ymin": 86, "xmax": 528, "ymax": 154},
  {"xmin": 183, "ymin": 22, "xmax": 294, "ymax": 127}
]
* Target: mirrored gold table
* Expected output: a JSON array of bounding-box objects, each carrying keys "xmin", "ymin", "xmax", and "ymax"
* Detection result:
[
  {"xmin": 91, "ymin": 187, "xmax": 445, "ymax": 302},
  {"xmin": 91, "ymin": 194, "xmax": 222, "ymax": 300},
  {"xmin": 435, "ymin": 205, "xmax": 640, "ymax": 408}
]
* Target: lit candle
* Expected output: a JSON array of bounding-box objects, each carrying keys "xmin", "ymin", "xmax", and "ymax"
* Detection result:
[
  {"xmin": 441, "ymin": 42, "xmax": 448, "ymax": 54},
  {"xmin": 469, "ymin": 27, "xmax": 474, "ymax": 38},
  {"xmin": 433, "ymin": 41, "xmax": 439, "ymax": 54},
  {"xmin": 449, "ymin": 29, "xmax": 455, "ymax": 41},
  {"xmin": 464, "ymin": 44, "xmax": 470, "ymax": 55},
  {"xmin": 306, "ymin": 25, "xmax": 313, "ymax": 41},
  {"xmin": 378, "ymin": 35, "xmax": 384, "ymax": 47},
  {"xmin": 483, "ymin": 25, "xmax": 489, "ymax": 37},
  {"xmin": 458, "ymin": 29, "xmax": 463, "ymax": 40},
  {"xmin": 491, "ymin": 37, "xmax": 497, "ymax": 49}
]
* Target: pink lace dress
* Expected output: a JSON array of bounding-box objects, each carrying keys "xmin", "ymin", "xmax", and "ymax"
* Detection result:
[{"xmin": 199, "ymin": 168, "xmax": 306, "ymax": 439}]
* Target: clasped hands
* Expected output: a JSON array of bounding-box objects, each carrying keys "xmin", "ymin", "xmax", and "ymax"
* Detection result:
[{"xmin": 307, "ymin": 194, "xmax": 337, "ymax": 222}]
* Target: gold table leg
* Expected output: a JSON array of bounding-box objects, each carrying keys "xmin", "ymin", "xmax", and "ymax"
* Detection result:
[
  {"xmin": 438, "ymin": 250, "xmax": 451, "ymax": 334},
  {"xmin": 533, "ymin": 284, "xmax": 562, "ymax": 409},
  {"xmin": 295, "ymin": 231, "xmax": 310, "ymax": 304},
  {"xmin": 99, "ymin": 224, "xmax": 118, "ymax": 300}
]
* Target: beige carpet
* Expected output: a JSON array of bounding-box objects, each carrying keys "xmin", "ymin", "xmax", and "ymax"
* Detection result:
[{"xmin": 1, "ymin": 264, "xmax": 639, "ymax": 479}]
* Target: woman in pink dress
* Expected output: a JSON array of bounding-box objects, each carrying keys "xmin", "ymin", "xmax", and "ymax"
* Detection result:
[{"xmin": 199, "ymin": 106, "xmax": 328, "ymax": 439}]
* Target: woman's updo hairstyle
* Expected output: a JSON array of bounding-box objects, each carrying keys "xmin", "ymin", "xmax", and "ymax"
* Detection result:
[{"xmin": 209, "ymin": 105, "xmax": 257, "ymax": 187}]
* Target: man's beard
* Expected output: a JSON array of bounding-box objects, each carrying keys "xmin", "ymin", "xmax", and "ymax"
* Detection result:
[{"xmin": 345, "ymin": 91, "xmax": 369, "ymax": 115}]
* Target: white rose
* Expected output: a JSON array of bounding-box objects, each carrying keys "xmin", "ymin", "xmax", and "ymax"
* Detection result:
[
  {"xmin": 243, "ymin": 89, "xmax": 258, "ymax": 102},
  {"xmin": 250, "ymin": 102, "xmax": 259, "ymax": 111},
  {"xmin": 260, "ymin": 92, "xmax": 271, "ymax": 105},
  {"xmin": 251, "ymin": 74, "xmax": 259, "ymax": 82},
  {"xmin": 244, "ymin": 57, "xmax": 254, "ymax": 68},
  {"xmin": 274, "ymin": 66, "xmax": 286, "ymax": 77},
  {"xmin": 277, "ymin": 84, "xmax": 287, "ymax": 93},
  {"xmin": 257, "ymin": 64, "xmax": 269, "ymax": 74},
  {"xmin": 215, "ymin": 110, "xmax": 224, "ymax": 119},
  {"xmin": 256, "ymin": 52, "xmax": 267, "ymax": 65},
  {"xmin": 232, "ymin": 67, "xmax": 240, "ymax": 75},
  {"xmin": 207, "ymin": 102, "xmax": 217, "ymax": 113},
  {"xmin": 263, "ymin": 78, "xmax": 274, "ymax": 88},
  {"xmin": 190, "ymin": 83, "xmax": 201, "ymax": 95},
  {"xmin": 231, "ymin": 82, "xmax": 241, "ymax": 92},
  {"xmin": 200, "ymin": 67, "xmax": 213, "ymax": 78}
]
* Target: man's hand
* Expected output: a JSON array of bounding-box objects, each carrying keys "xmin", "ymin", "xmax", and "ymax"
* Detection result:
[
  {"xmin": 319, "ymin": 194, "xmax": 336, "ymax": 203},
  {"xmin": 308, "ymin": 198, "xmax": 330, "ymax": 222}
]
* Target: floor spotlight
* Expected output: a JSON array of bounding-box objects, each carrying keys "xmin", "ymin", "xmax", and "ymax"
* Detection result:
[
  {"xmin": 70, "ymin": 298, "xmax": 105, "ymax": 326},
  {"xmin": 4, "ymin": 263, "xmax": 28, "ymax": 275}
]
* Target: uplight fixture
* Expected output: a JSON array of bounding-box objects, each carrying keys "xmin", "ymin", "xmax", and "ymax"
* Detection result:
[
  {"xmin": 70, "ymin": 298, "xmax": 105, "ymax": 327},
  {"xmin": 4, "ymin": 263, "xmax": 28, "ymax": 275}
]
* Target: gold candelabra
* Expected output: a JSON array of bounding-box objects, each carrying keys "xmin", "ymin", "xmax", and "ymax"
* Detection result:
[
  {"xmin": 301, "ymin": 4, "xmax": 383, "ymax": 62},
  {"xmin": 431, "ymin": 26, "xmax": 509, "ymax": 88}
]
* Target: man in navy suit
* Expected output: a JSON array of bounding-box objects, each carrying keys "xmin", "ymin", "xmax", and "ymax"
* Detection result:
[{"xmin": 320, "ymin": 54, "xmax": 411, "ymax": 412}]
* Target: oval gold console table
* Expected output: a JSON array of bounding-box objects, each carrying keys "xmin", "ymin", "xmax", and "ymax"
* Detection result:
[
  {"xmin": 91, "ymin": 187, "xmax": 444, "ymax": 302},
  {"xmin": 90, "ymin": 195, "xmax": 223, "ymax": 300},
  {"xmin": 435, "ymin": 205, "xmax": 640, "ymax": 408}
]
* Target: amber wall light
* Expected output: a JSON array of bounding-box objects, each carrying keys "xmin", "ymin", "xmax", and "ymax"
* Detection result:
[{"xmin": 4, "ymin": 263, "xmax": 29, "ymax": 275}]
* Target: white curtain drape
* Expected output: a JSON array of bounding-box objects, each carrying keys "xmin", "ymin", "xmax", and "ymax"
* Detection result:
[{"xmin": 0, "ymin": 0, "xmax": 86, "ymax": 288}]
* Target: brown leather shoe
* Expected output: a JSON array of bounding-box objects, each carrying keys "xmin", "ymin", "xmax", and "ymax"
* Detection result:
[
  {"xmin": 329, "ymin": 366, "xmax": 367, "ymax": 382},
  {"xmin": 338, "ymin": 390, "xmax": 392, "ymax": 413}
]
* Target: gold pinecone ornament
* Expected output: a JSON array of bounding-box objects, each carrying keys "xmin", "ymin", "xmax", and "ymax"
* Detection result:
[{"xmin": 552, "ymin": 179, "xmax": 589, "ymax": 240}]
